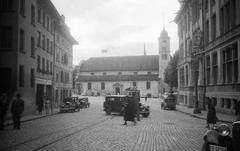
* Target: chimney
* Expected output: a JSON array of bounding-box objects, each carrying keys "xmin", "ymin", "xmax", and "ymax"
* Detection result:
[{"xmin": 61, "ymin": 15, "xmax": 65, "ymax": 22}]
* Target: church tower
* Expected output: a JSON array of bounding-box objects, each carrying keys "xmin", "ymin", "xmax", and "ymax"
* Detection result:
[{"xmin": 158, "ymin": 27, "xmax": 170, "ymax": 79}]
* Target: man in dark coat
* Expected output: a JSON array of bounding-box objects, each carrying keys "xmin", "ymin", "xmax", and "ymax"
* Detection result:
[
  {"xmin": 0, "ymin": 93, "xmax": 8, "ymax": 130},
  {"xmin": 123, "ymin": 97, "xmax": 137, "ymax": 125},
  {"xmin": 11, "ymin": 93, "xmax": 24, "ymax": 129},
  {"xmin": 206, "ymin": 101, "xmax": 217, "ymax": 129}
]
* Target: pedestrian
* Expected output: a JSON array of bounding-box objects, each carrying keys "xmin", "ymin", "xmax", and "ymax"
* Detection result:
[
  {"xmin": 123, "ymin": 97, "xmax": 137, "ymax": 126},
  {"xmin": 206, "ymin": 101, "xmax": 218, "ymax": 129},
  {"xmin": 145, "ymin": 95, "xmax": 147, "ymax": 102},
  {"xmin": 0, "ymin": 93, "xmax": 8, "ymax": 130},
  {"xmin": 44, "ymin": 97, "xmax": 50, "ymax": 114},
  {"xmin": 38, "ymin": 98, "xmax": 43, "ymax": 114},
  {"xmin": 11, "ymin": 93, "xmax": 24, "ymax": 129}
]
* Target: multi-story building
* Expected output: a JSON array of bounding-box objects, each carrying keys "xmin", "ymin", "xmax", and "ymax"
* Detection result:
[
  {"xmin": 175, "ymin": 0, "xmax": 203, "ymax": 108},
  {"xmin": 202, "ymin": 0, "xmax": 240, "ymax": 114},
  {"xmin": 0, "ymin": 0, "xmax": 77, "ymax": 116},
  {"xmin": 54, "ymin": 16, "xmax": 78, "ymax": 108},
  {"xmin": 175, "ymin": 0, "xmax": 240, "ymax": 115},
  {"xmin": 75, "ymin": 28, "xmax": 171, "ymax": 97}
]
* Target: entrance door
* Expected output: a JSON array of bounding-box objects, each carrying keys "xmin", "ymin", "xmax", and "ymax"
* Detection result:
[{"xmin": 36, "ymin": 84, "xmax": 44, "ymax": 112}]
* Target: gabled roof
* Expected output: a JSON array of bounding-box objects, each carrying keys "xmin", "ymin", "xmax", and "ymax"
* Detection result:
[{"xmin": 80, "ymin": 55, "xmax": 159, "ymax": 72}]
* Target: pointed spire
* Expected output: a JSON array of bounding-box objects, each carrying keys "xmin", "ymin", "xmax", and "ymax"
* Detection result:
[{"xmin": 144, "ymin": 42, "xmax": 146, "ymax": 56}]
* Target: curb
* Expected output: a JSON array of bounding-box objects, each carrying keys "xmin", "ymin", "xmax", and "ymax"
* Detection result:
[
  {"xmin": 176, "ymin": 109, "xmax": 233, "ymax": 124},
  {"xmin": 4, "ymin": 112, "xmax": 59, "ymax": 126}
]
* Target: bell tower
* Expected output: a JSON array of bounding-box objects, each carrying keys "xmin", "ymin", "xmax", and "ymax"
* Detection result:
[{"xmin": 158, "ymin": 27, "xmax": 170, "ymax": 79}]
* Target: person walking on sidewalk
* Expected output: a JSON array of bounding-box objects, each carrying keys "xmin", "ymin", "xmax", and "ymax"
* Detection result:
[
  {"xmin": 0, "ymin": 93, "xmax": 8, "ymax": 130},
  {"xmin": 206, "ymin": 101, "xmax": 218, "ymax": 129},
  {"xmin": 11, "ymin": 93, "xmax": 24, "ymax": 129},
  {"xmin": 44, "ymin": 96, "xmax": 50, "ymax": 114}
]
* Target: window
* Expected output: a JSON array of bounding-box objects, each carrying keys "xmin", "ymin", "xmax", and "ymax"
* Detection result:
[
  {"xmin": 47, "ymin": 17, "xmax": 49, "ymax": 31},
  {"xmin": 46, "ymin": 60, "xmax": 49, "ymax": 72},
  {"xmin": 147, "ymin": 72, "xmax": 151, "ymax": 75},
  {"xmin": 47, "ymin": 38, "xmax": 49, "ymax": 52},
  {"xmin": 221, "ymin": 99, "xmax": 225, "ymax": 108},
  {"xmin": 225, "ymin": 2, "xmax": 230, "ymax": 32},
  {"xmin": 19, "ymin": 65, "xmax": 24, "ymax": 87},
  {"xmin": 133, "ymin": 81, "xmax": 137, "ymax": 87},
  {"xmin": 185, "ymin": 65, "xmax": 188, "ymax": 86},
  {"xmin": 20, "ymin": 0, "xmax": 25, "ymax": 16},
  {"xmin": 134, "ymin": 72, "xmax": 138, "ymax": 75},
  {"xmin": 212, "ymin": 52, "xmax": 218, "ymax": 84},
  {"xmin": 205, "ymin": 20, "xmax": 209, "ymax": 45},
  {"xmin": 162, "ymin": 54, "xmax": 167, "ymax": 60},
  {"xmin": 146, "ymin": 81, "xmax": 151, "ymax": 89},
  {"xmin": 50, "ymin": 41, "xmax": 53, "ymax": 54},
  {"xmin": 205, "ymin": 0, "xmax": 208, "ymax": 11},
  {"xmin": 118, "ymin": 72, "xmax": 122, "ymax": 75},
  {"xmin": 222, "ymin": 44, "xmax": 238, "ymax": 83},
  {"xmin": 210, "ymin": 0, "xmax": 215, "ymax": 7},
  {"xmin": 50, "ymin": 62, "xmax": 52, "ymax": 74},
  {"xmin": 0, "ymin": 26, "xmax": 12, "ymax": 50},
  {"xmin": 233, "ymin": 44, "xmax": 238, "ymax": 82},
  {"xmin": 211, "ymin": 14, "xmax": 216, "ymax": 41},
  {"xmin": 90, "ymin": 72, "xmax": 94, "ymax": 75},
  {"xmin": 0, "ymin": 0, "xmax": 13, "ymax": 11},
  {"xmin": 230, "ymin": 0, "xmax": 236, "ymax": 28},
  {"xmin": 220, "ymin": 7, "xmax": 224, "ymax": 35},
  {"xmin": 19, "ymin": 29, "xmax": 25, "ymax": 53},
  {"xmin": 206, "ymin": 55, "xmax": 210, "ymax": 85},
  {"xmin": 103, "ymin": 72, "xmax": 106, "ymax": 75},
  {"xmin": 180, "ymin": 67, "xmax": 185, "ymax": 87},
  {"xmin": 31, "ymin": 5, "xmax": 35, "ymax": 25},
  {"xmin": 226, "ymin": 99, "xmax": 231, "ymax": 109},
  {"xmin": 37, "ymin": 31, "xmax": 41, "ymax": 47},
  {"xmin": 101, "ymin": 82, "xmax": 105, "ymax": 90},
  {"xmin": 37, "ymin": 55, "xmax": 40, "ymax": 71},
  {"xmin": 37, "ymin": 8, "xmax": 41, "ymax": 23},
  {"xmin": 88, "ymin": 83, "xmax": 91, "ymax": 90},
  {"xmin": 162, "ymin": 47, "xmax": 166, "ymax": 51},
  {"xmin": 31, "ymin": 37, "xmax": 35, "ymax": 58},
  {"xmin": 42, "ymin": 58, "xmax": 45, "ymax": 72},
  {"xmin": 42, "ymin": 35, "xmax": 45, "ymax": 50},
  {"xmin": 43, "ymin": 12, "xmax": 46, "ymax": 27},
  {"xmin": 30, "ymin": 68, "xmax": 34, "ymax": 88}
]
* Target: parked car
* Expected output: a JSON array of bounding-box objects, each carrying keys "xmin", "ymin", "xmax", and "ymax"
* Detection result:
[
  {"xmin": 60, "ymin": 97, "xmax": 80, "ymax": 113},
  {"xmin": 161, "ymin": 93, "xmax": 176, "ymax": 110},
  {"xmin": 103, "ymin": 95, "xmax": 150, "ymax": 117}
]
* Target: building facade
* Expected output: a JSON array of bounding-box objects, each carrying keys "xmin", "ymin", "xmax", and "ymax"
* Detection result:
[
  {"xmin": 76, "ymin": 29, "xmax": 171, "ymax": 97},
  {"xmin": 0, "ymin": 0, "xmax": 77, "ymax": 116},
  {"xmin": 175, "ymin": 0, "xmax": 240, "ymax": 115}
]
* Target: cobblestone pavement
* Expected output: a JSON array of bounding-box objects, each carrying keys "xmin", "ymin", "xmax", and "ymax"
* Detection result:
[{"xmin": 0, "ymin": 97, "xmax": 206, "ymax": 151}]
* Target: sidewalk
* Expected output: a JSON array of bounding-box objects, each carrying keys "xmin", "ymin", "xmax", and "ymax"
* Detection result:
[
  {"xmin": 176, "ymin": 105, "xmax": 237, "ymax": 123},
  {"xmin": 4, "ymin": 108, "xmax": 60, "ymax": 126}
]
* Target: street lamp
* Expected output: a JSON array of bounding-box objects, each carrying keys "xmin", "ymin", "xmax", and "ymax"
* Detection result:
[{"xmin": 191, "ymin": 28, "xmax": 202, "ymax": 114}]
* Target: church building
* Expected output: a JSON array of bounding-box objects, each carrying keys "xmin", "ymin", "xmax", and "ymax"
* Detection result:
[{"xmin": 75, "ymin": 28, "xmax": 171, "ymax": 97}]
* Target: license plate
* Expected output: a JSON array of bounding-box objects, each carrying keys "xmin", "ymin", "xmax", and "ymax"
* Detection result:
[{"xmin": 209, "ymin": 145, "xmax": 227, "ymax": 151}]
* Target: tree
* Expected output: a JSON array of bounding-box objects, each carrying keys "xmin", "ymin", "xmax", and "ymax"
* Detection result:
[{"xmin": 164, "ymin": 50, "xmax": 179, "ymax": 90}]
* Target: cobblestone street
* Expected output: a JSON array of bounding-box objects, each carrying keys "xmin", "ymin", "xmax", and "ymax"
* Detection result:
[{"xmin": 0, "ymin": 97, "xmax": 206, "ymax": 151}]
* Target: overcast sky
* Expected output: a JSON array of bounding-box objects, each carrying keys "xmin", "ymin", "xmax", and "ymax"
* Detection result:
[{"xmin": 51, "ymin": 0, "xmax": 180, "ymax": 65}]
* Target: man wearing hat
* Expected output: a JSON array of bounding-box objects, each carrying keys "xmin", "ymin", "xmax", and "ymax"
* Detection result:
[{"xmin": 11, "ymin": 93, "xmax": 24, "ymax": 129}]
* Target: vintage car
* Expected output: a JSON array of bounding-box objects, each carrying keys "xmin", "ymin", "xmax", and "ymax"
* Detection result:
[
  {"xmin": 60, "ymin": 97, "xmax": 80, "ymax": 113},
  {"xmin": 103, "ymin": 95, "xmax": 150, "ymax": 117},
  {"xmin": 79, "ymin": 98, "xmax": 90, "ymax": 108},
  {"xmin": 161, "ymin": 93, "xmax": 176, "ymax": 110}
]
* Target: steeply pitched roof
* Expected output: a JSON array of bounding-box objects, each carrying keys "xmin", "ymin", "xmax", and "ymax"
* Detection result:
[
  {"xmin": 80, "ymin": 55, "xmax": 159, "ymax": 72},
  {"xmin": 76, "ymin": 74, "xmax": 159, "ymax": 82}
]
